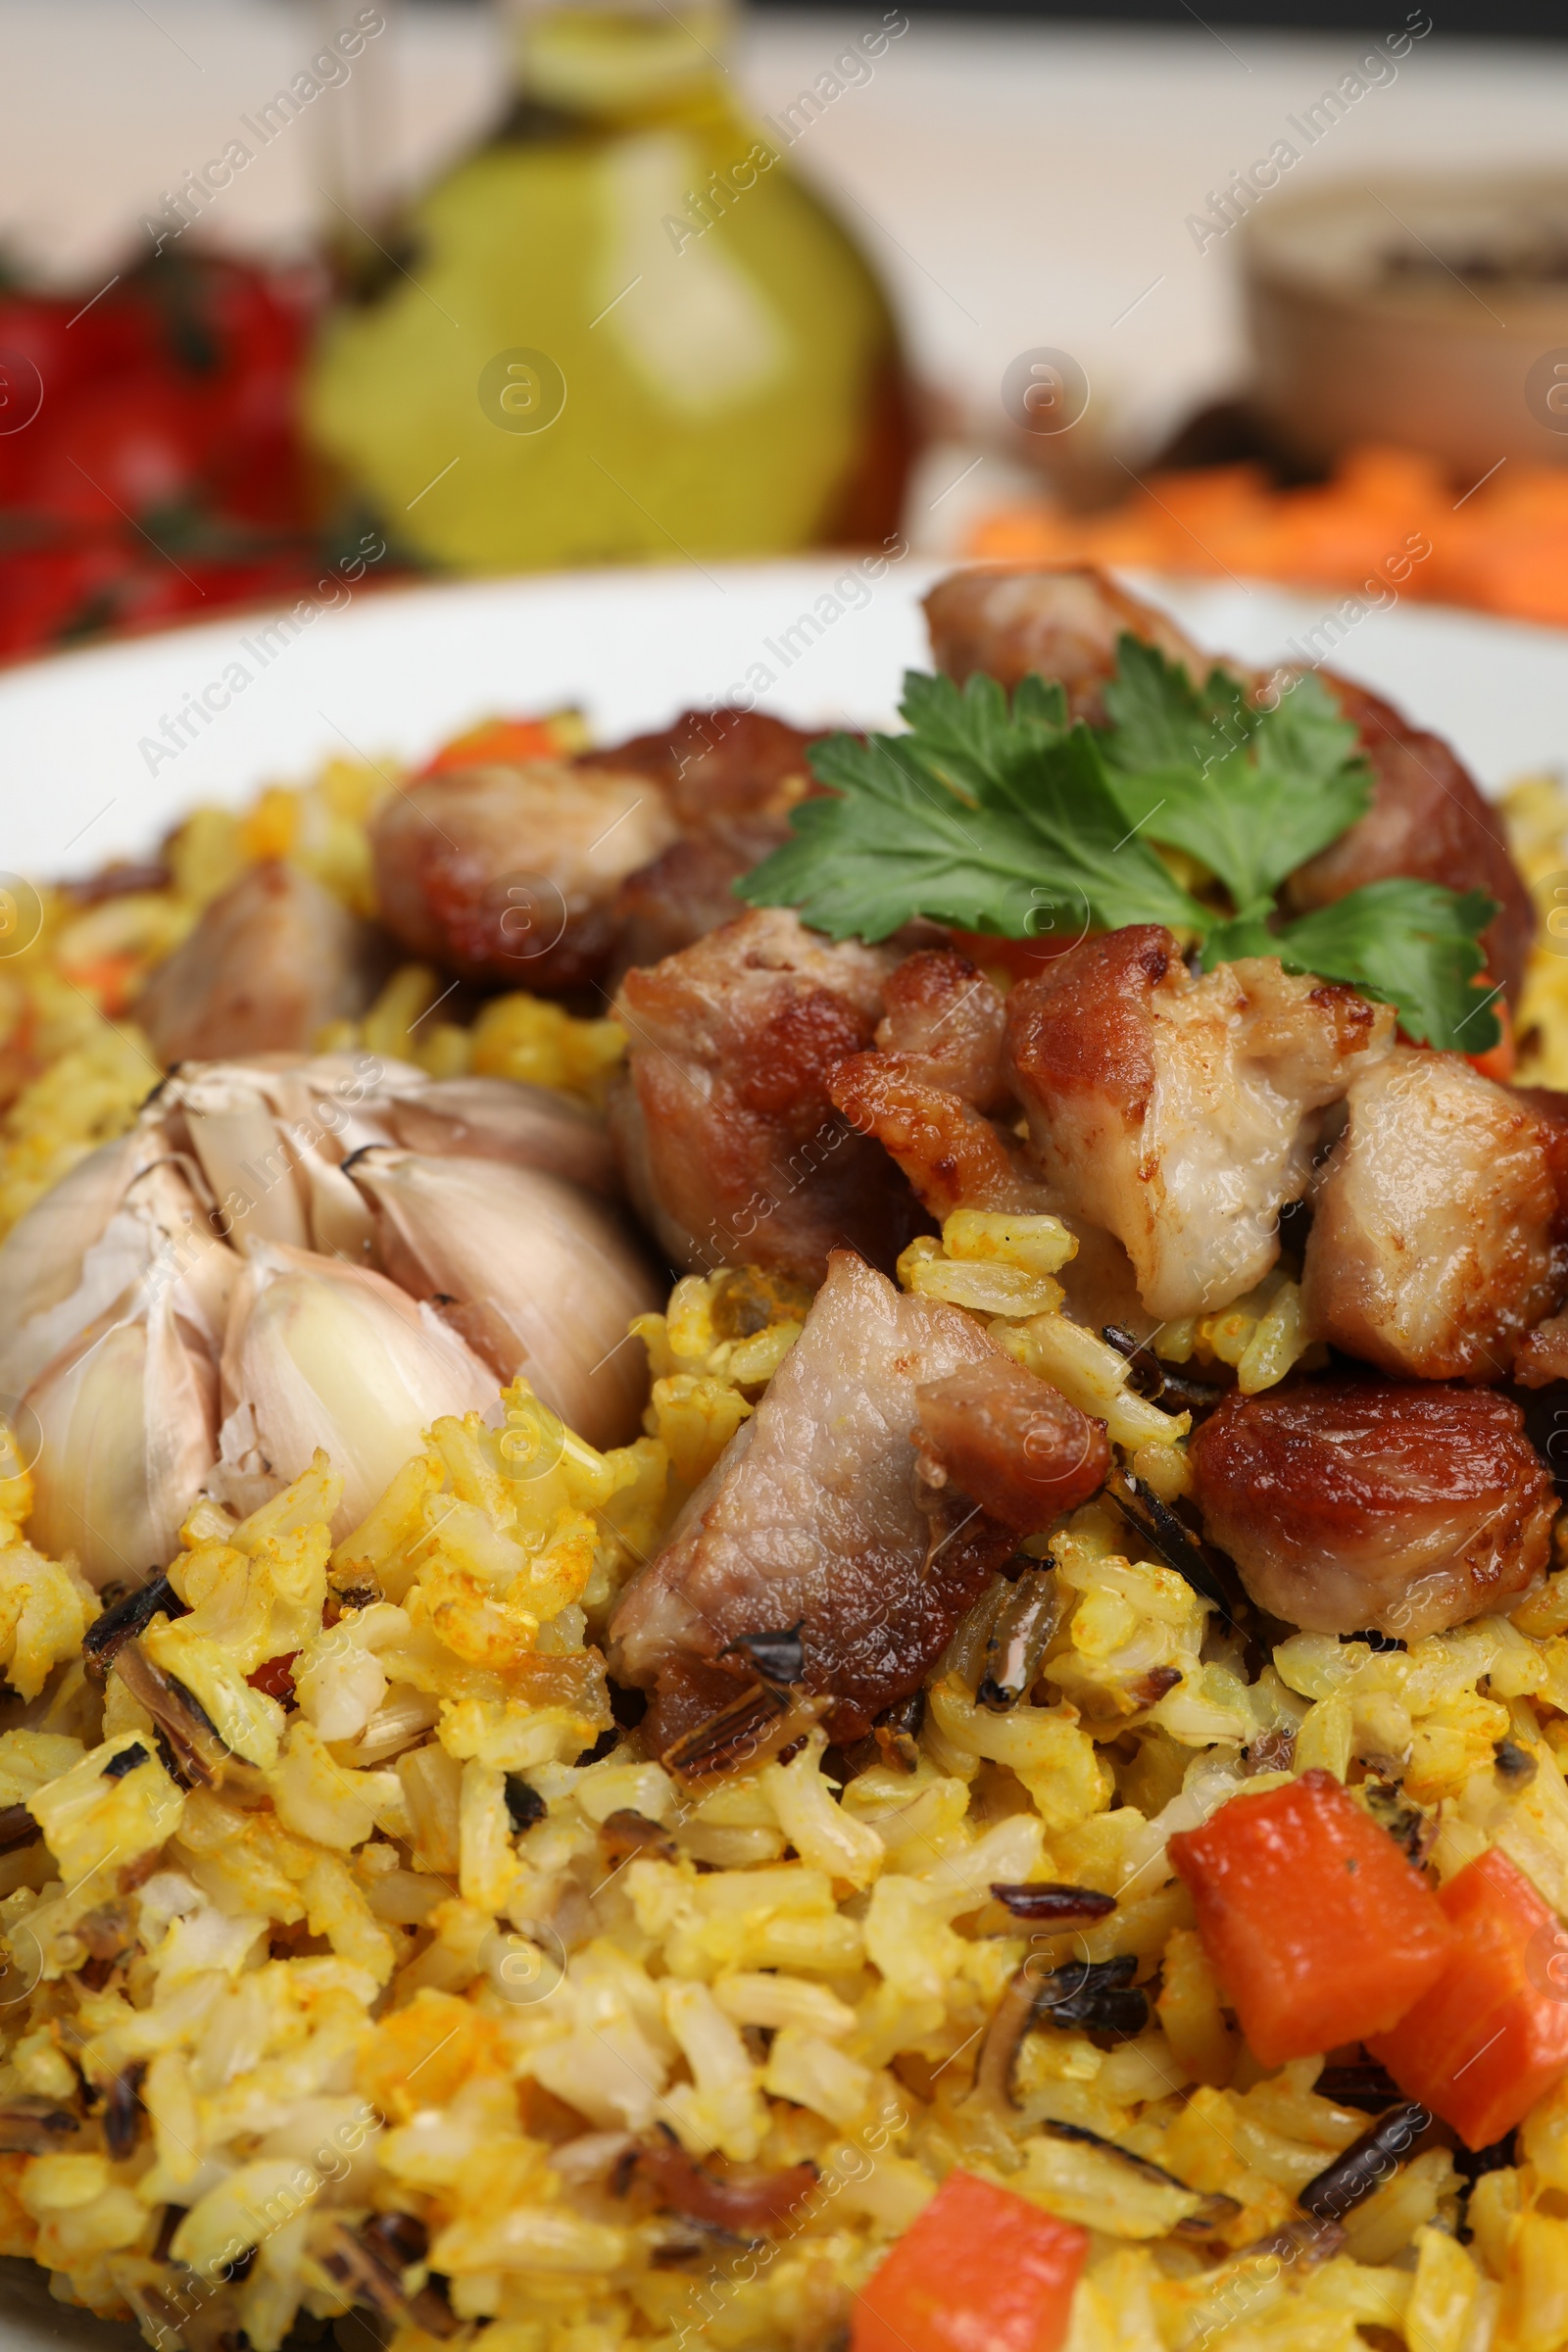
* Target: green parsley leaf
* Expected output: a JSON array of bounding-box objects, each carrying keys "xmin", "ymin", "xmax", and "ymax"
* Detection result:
[
  {"xmin": 738, "ymin": 711, "xmax": 1203, "ymax": 945},
  {"xmin": 1270, "ymin": 883, "xmax": 1502, "ymax": 1054},
  {"xmin": 734, "ymin": 648, "xmax": 1497, "ymax": 1054},
  {"xmin": 1100, "ymin": 637, "xmax": 1373, "ymax": 913},
  {"xmin": 897, "ymin": 668, "xmax": 1068, "ymax": 801}
]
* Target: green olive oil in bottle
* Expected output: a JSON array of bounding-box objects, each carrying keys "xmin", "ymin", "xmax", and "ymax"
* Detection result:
[{"xmin": 304, "ymin": 0, "xmax": 912, "ymax": 569}]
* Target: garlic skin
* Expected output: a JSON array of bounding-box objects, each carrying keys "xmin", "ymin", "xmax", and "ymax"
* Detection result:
[
  {"xmin": 218, "ymin": 1241, "xmax": 499, "ymax": 1536},
  {"xmin": 24, "ymin": 1284, "xmax": 220, "ymax": 1588},
  {"xmin": 345, "ymin": 1149, "xmax": 660, "ymax": 1448},
  {"xmin": 157, "ymin": 1054, "xmax": 414, "ymax": 1262}
]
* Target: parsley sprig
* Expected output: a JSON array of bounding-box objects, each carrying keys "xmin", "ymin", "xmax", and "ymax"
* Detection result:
[{"xmin": 737, "ymin": 639, "xmax": 1499, "ymax": 1053}]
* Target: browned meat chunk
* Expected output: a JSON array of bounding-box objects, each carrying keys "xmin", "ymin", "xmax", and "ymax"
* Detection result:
[
  {"xmin": 608, "ymin": 1250, "xmax": 1018, "ymax": 1740},
  {"xmin": 1005, "ymin": 927, "xmax": 1394, "ymax": 1320},
  {"xmin": 610, "ymin": 820, "xmax": 789, "ymax": 979},
  {"xmin": 830, "ymin": 1053, "xmax": 1043, "ymax": 1222},
  {"xmin": 1301, "ymin": 1049, "xmax": 1567, "ymax": 1383},
  {"xmin": 136, "ymin": 861, "xmax": 389, "ymax": 1065},
  {"xmin": 914, "ymin": 1358, "xmax": 1110, "ymax": 1531},
  {"xmin": 609, "ymin": 910, "xmax": 924, "ymax": 1282},
  {"xmin": 1188, "ymin": 1379, "xmax": 1554, "ymax": 1638},
  {"xmin": 579, "ymin": 709, "xmax": 820, "ymax": 828},
  {"xmin": 923, "ymin": 566, "xmax": 1210, "ymax": 722},
  {"xmin": 1515, "ymin": 1315, "xmax": 1568, "ymax": 1389},
  {"xmin": 924, "ymin": 567, "xmax": 1535, "ymax": 1003},
  {"xmin": 875, "ymin": 949, "xmax": 1009, "ymax": 1110},
  {"xmin": 369, "ymin": 761, "xmax": 678, "ymax": 991},
  {"xmin": 1286, "ymin": 678, "xmax": 1535, "ymax": 1005}
]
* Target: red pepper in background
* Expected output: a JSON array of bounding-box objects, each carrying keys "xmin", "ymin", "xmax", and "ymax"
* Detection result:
[
  {"xmin": 1168, "ymin": 1769, "xmax": 1455, "ymax": 2068},
  {"xmin": 852, "ymin": 2169, "xmax": 1087, "ymax": 2352},
  {"xmin": 0, "ymin": 250, "xmax": 398, "ymax": 664},
  {"xmin": 1369, "ymin": 1849, "xmax": 1568, "ymax": 2150}
]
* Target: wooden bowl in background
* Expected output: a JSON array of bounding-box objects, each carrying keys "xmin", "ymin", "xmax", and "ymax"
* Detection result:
[{"xmin": 1243, "ymin": 176, "xmax": 1568, "ymax": 476}]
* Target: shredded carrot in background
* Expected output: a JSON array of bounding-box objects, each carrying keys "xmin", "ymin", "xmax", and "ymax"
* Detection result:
[{"xmin": 966, "ymin": 444, "xmax": 1568, "ymax": 629}]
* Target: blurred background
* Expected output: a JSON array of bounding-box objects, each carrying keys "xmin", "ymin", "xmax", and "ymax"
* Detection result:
[{"xmin": 3, "ymin": 0, "xmax": 1568, "ymax": 661}]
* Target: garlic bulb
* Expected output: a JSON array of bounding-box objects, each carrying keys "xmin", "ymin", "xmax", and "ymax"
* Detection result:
[
  {"xmin": 25, "ymin": 1283, "xmax": 220, "ymax": 1588},
  {"xmin": 218, "ymin": 1241, "xmax": 499, "ymax": 1535},
  {"xmin": 346, "ymin": 1148, "xmax": 660, "ymax": 1448}
]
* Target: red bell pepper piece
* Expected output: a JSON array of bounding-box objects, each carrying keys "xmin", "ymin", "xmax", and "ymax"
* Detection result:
[
  {"xmin": 1368, "ymin": 1849, "xmax": 1568, "ymax": 2150},
  {"xmin": 853, "ymin": 2169, "xmax": 1086, "ymax": 2352},
  {"xmin": 1168, "ymin": 1769, "xmax": 1454, "ymax": 2068},
  {"xmin": 246, "ymin": 1653, "xmax": 299, "ymax": 1702}
]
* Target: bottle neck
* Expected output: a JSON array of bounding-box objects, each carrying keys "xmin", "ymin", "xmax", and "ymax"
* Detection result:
[{"xmin": 504, "ymin": 0, "xmax": 734, "ymax": 124}]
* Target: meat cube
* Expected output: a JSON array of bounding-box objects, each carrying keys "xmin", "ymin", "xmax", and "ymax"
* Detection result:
[
  {"xmin": 577, "ymin": 708, "xmax": 820, "ymax": 829},
  {"xmin": 1005, "ymin": 926, "xmax": 1394, "ymax": 1320},
  {"xmin": 609, "ymin": 910, "xmax": 925, "ymax": 1283},
  {"xmin": 1301, "ymin": 1048, "xmax": 1567, "ymax": 1383},
  {"xmin": 914, "ymin": 1358, "xmax": 1110, "ymax": 1531},
  {"xmin": 1286, "ymin": 677, "xmax": 1536, "ymax": 1005},
  {"xmin": 875, "ymin": 950, "xmax": 1010, "ymax": 1110},
  {"xmin": 369, "ymin": 760, "xmax": 678, "ymax": 991},
  {"xmin": 923, "ymin": 565, "xmax": 1210, "ymax": 723},
  {"xmin": 1188, "ymin": 1378, "xmax": 1555, "ymax": 1639},
  {"xmin": 608, "ymin": 1250, "xmax": 1018, "ymax": 1740}
]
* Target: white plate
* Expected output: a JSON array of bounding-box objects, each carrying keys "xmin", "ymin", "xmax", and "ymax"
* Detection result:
[{"xmin": 0, "ymin": 561, "xmax": 1566, "ymax": 880}]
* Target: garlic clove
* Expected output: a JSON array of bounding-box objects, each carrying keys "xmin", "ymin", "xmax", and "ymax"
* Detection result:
[
  {"xmin": 24, "ymin": 1283, "xmax": 220, "ymax": 1589},
  {"xmin": 0, "ymin": 1126, "xmax": 171, "ymax": 1396},
  {"xmin": 0, "ymin": 1152, "xmax": 231, "ymax": 1402},
  {"xmin": 382, "ymin": 1076, "xmax": 619, "ymax": 1197},
  {"xmin": 345, "ymin": 1148, "xmax": 661, "ymax": 1448},
  {"xmin": 217, "ymin": 1240, "xmax": 499, "ymax": 1536},
  {"xmin": 154, "ymin": 1055, "xmax": 424, "ymax": 1264}
]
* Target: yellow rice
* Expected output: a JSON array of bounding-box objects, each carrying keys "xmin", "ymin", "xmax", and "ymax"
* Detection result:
[{"xmin": 0, "ymin": 756, "xmax": 1565, "ymax": 2352}]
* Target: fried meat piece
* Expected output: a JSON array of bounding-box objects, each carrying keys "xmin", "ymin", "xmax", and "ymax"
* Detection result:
[
  {"xmin": 829, "ymin": 1053, "xmax": 1044, "ymax": 1222},
  {"xmin": 1286, "ymin": 678, "xmax": 1536, "ymax": 1005},
  {"xmin": 610, "ymin": 820, "xmax": 789, "ymax": 978},
  {"xmin": 578, "ymin": 708, "xmax": 820, "ymax": 828},
  {"xmin": 1301, "ymin": 1049, "xmax": 1568, "ymax": 1383},
  {"xmin": 368, "ymin": 760, "xmax": 678, "ymax": 991},
  {"xmin": 609, "ymin": 910, "xmax": 924, "ymax": 1282},
  {"xmin": 923, "ymin": 566, "xmax": 1210, "ymax": 722},
  {"xmin": 914, "ymin": 1358, "xmax": 1110, "ymax": 1531},
  {"xmin": 875, "ymin": 949, "xmax": 1009, "ymax": 1109},
  {"xmin": 608, "ymin": 1250, "xmax": 1018, "ymax": 1740},
  {"xmin": 1189, "ymin": 1379, "xmax": 1554, "ymax": 1639},
  {"xmin": 137, "ymin": 861, "xmax": 390, "ymax": 1065},
  {"xmin": 1005, "ymin": 927, "xmax": 1394, "ymax": 1320}
]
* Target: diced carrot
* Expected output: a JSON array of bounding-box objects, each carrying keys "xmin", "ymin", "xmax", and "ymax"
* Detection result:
[
  {"xmin": 419, "ymin": 714, "xmax": 569, "ymax": 774},
  {"xmin": 62, "ymin": 952, "xmax": 141, "ymax": 1015},
  {"xmin": 852, "ymin": 2169, "xmax": 1087, "ymax": 2352},
  {"xmin": 1368, "ymin": 1850, "xmax": 1568, "ymax": 2151},
  {"xmin": 1167, "ymin": 1769, "xmax": 1454, "ymax": 2068},
  {"xmin": 948, "ymin": 929, "xmax": 1080, "ymax": 983}
]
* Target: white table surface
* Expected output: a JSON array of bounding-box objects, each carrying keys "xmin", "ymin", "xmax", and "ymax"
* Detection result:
[{"xmin": 6, "ymin": 2, "xmax": 1567, "ymax": 499}]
